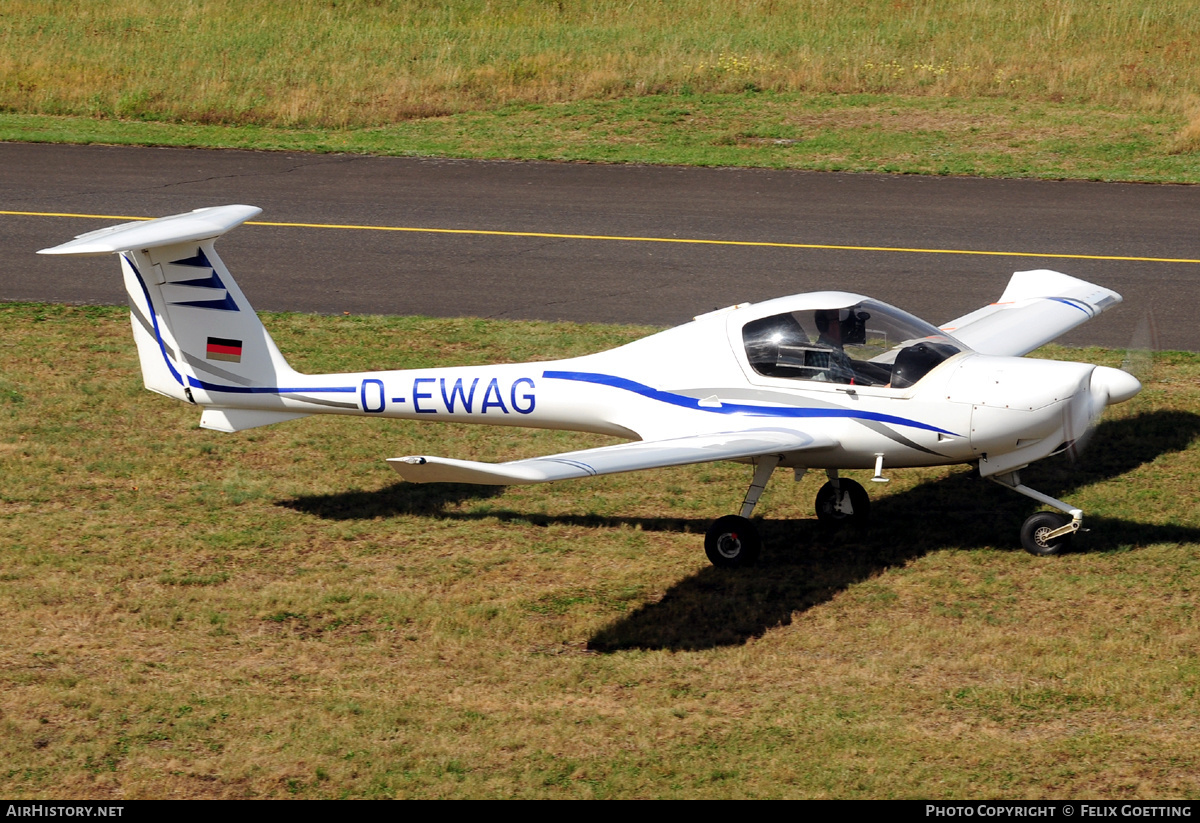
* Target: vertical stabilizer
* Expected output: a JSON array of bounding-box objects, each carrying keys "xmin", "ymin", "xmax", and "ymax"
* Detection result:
[{"xmin": 39, "ymin": 206, "xmax": 299, "ymax": 408}]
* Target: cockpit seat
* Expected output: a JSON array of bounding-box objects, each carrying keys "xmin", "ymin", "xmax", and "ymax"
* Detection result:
[{"xmin": 890, "ymin": 341, "xmax": 961, "ymax": 389}]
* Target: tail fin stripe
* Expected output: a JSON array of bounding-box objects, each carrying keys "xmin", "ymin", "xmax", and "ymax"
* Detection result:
[
  {"xmin": 128, "ymin": 300, "xmax": 178, "ymax": 363},
  {"xmin": 183, "ymin": 354, "xmax": 254, "ymax": 386},
  {"xmin": 168, "ymin": 248, "xmax": 219, "ymax": 275},
  {"xmin": 161, "ymin": 249, "xmax": 242, "ymax": 312},
  {"xmin": 126, "ymin": 254, "xmax": 186, "ymax": 388},
  {"xmin": 169, "ymin": 294, "xmax": 240, "ymax": 312}
]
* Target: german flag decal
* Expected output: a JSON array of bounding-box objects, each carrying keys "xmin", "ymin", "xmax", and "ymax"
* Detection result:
[{"xmin": 206, "ymin": 336, "xmax": 243, "ymax": 363}]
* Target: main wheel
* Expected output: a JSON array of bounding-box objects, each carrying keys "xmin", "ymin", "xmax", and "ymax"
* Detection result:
[
  {"xmin": 1020, "ymin": 512, "xmax": 1074, "ymax": 556},
  {"xmin": 815, "ymin": 479, "xmax": 870, "ymax": 524},
  {"xmin": 704, "ymin": 515, "xmax": 761, "ymax": 568}
]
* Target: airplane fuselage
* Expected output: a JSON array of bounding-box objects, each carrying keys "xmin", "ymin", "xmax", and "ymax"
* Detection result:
[{"xmin": 187, "ymin": 309, "xmax": 1110, "ymax": 478}]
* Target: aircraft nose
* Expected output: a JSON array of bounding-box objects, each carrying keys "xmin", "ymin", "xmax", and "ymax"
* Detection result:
[{"xmin": 1090, "ymin": 365, "xmax": 1142, "ymax": 407}]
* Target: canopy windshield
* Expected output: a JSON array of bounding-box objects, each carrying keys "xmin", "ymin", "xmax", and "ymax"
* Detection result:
[{"xmin": 742, "ymin": 299, "xmax": 965, "ymax": 388}]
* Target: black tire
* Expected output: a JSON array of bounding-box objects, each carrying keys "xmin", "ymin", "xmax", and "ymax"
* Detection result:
[
  {"xmin": 1020, "ymin": 512, "xmax": 1074, "ymax": 556},
  {"xmin": 704, "ymin": 515, "xmax": 761, "ymax": 568},
  {"xmin": 814, "ymin": 479, "xmax": 870, "ymax": 524}
]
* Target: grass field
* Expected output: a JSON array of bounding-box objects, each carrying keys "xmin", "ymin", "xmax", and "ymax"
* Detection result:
[
  {"xmin": 7, "ymin": 0, "xmax": 1200, "ymax": 125},
  {"xmin": 2, "ymin": 303, "xmax": 1199, "ymax": 798},
  {"xmin": 4, "ymin": 0, "xmax": 1200, "ymax": 800},
  {"xmin": 3, "ymin": 0, "xmax": 1200, "ymax": 180},
  {"xmin": 6, "ymin": 93, "xmax": 1199, "ymax": 182}
]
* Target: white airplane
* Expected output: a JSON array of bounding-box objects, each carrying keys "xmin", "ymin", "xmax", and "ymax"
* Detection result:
[{"xmin": 41, "ymin": 205, "xmax": 1142, "ymax": 565}]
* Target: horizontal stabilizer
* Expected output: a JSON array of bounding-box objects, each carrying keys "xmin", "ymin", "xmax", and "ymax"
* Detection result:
[
  {"xmin": 200, "ymin": 408, "xmax": 312, "ymax": 432},
  {"xmin": 38, "ymin": 205, "xmax": 262, "ymax": 257},
  {"xmin": 388, "ymin": 427, "xmax": 837, "ymax": 485},
  {"xmin": 941, "ymin": 270, "xmax": 1122, "ymax": 357}
]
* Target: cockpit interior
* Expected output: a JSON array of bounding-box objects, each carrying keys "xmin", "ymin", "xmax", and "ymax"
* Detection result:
[{"xmin": 741, "ymin": 299, "xmax": 965, "ymax": 389}]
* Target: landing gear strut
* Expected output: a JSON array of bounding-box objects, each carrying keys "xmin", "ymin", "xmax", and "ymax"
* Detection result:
[
  {"xmin": 703, "ymin": 456, "xmax": 778, "ymax": 568},
  {"xmin": 991, "ymin": 471, "xmax": 1082, "ymax": 556}
]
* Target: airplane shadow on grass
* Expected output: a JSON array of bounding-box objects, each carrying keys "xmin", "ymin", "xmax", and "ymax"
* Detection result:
[
  {"xmin": 279, "ymin": 410, "xmax": 1200, "ymax": 652},
  {"xmin": 281, "ymin": 480, "xmax": 507, "ymax": 519}
]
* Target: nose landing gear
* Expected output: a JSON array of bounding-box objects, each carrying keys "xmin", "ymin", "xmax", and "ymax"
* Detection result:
[
  {"xmin": 1019, "ymin": 511, "xmax": 1077, "ymax": 556},
  {"xmin": 991, "ymin": 471, "xmax": 1083, "ymax": 556}
]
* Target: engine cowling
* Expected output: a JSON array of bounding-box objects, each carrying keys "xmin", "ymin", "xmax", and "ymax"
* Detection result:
[{"xmin": 945, "ymin": 354, "xmax": 1134, "ymax": 477}]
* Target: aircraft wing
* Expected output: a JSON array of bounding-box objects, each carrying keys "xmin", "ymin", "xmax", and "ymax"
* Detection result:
[
  {"xmin": 939, "ymin": 270, "xmax": 1122, "ymax": 357},
  {"xmin": 387, "ymin": 427, "xmax": 838, "ymax": 485}
]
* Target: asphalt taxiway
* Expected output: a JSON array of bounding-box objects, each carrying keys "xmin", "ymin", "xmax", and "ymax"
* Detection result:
[{"xmin": 4, "ymin": 142, "xmax": 1198, "ymax": 349}]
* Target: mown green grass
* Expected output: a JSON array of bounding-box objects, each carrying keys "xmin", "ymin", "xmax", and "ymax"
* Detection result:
[
  {"xmin": 6, "ymin": 93, "xmax": 1199, "ymax": 182},
  {"xmin": 3, "ymin": 0, "xmax": 1200, "ymax": 180},
  {"xmin": 2, "ymin": 304, "xmax": 1199, "ymax": 798}
]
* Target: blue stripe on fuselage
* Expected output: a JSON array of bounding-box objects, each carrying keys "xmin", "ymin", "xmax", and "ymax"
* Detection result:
[
  {"xmin": 542, "ymin": 370, "xmax": 958, "ymax": 435},
  {"xmin": 185, "ymin": 378, "xmax": 357, "ymax": 394}
]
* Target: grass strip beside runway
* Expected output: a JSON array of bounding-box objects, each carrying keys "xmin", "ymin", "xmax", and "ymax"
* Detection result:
[{"xmin": 2, "ymin": 303, "xmax": 1199, "ymax": 798}]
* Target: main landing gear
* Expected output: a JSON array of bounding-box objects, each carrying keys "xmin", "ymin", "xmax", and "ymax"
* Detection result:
[
  {"xmin": 704, "ymin": 457, "xmax": 777, "ymax": 568},
  {"xmin": 814, "ymin": 474, "xmax": 870, "ymax": 525},
  {"xmin": 991, "ymin": 470, "xmax": 1083, "ymax": 556},
  {"xmin": 703, "ymin": 461, "xmax": 873, "ymax": 568}
]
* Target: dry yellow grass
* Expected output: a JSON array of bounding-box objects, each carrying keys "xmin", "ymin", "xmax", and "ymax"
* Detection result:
[
  {"xmin": 3, "ymin": 0, "xmax": 1200, "ymax": 128},
  {"xmin": 1171, "ymin": 98, "xmax": 1200, "ymax": 153}
]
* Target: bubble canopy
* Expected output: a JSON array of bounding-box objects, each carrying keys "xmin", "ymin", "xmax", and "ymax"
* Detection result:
[{"xmin": 739, "ymin": 294, "xmax": 966, "ymax": 388}]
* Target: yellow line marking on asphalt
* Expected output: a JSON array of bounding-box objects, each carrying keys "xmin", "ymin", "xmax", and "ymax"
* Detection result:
[{"xmin": 7, "ymin": 209, "xmax": 1199, "ymax": 265}]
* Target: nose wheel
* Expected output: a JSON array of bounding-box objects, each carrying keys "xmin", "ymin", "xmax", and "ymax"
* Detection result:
[{"xmin": 1019, "ymin": 512, "xmax": 1075, "ymax": 556}]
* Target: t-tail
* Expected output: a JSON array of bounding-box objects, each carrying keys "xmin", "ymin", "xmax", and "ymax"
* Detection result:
[
  {"xmin": 39, "ymin": 206, "xmax": 627, "ymax": 440},
  {"xmin": 39, "ymin": 205, "xmax": 319, "ymax": 432}
]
